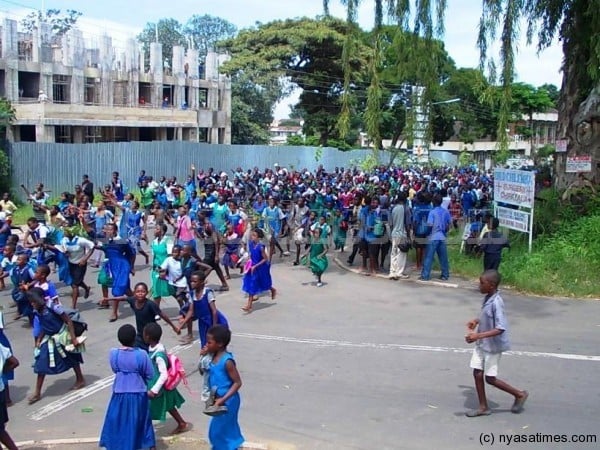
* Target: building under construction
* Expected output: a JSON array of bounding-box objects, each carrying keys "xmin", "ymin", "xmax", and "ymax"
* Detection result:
[{"xmin": 0, "ymin": 18, "xmax": 231, "ymax": 144}]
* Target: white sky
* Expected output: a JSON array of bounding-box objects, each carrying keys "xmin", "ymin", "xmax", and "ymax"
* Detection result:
[{"xmin": 0, "ymin": 0, "xmax": 564, "ymax": 118}]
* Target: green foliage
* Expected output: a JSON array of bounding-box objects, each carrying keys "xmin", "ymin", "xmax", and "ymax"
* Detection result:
[
  {"xmin": 183, "ymin": 15, "xmax": 237, "ymax": 60},
  {"xmin": 458, "ymin": 150, "xmax": 474, "ymax": 167},
  {"xmin": 537, "ymin": 144, "xmax": 555, "ymax": 158},
  {"xmin": 137, "ymin": 18, "xmax": 187, "ymax": 69},
  {"xmin": 449, "ymin": 213, "xmax": 600, "ymax": 297},
  {"xmin": 222, "ymin": 17, "xmax": 370, "ymax": 147},
  {"xmin": 230, "ymin": 73, "xmax": 273, "ymax": 145},
  {"xmin": 21, "ymin": 9, "xmax": 82, "ymax": 36}
]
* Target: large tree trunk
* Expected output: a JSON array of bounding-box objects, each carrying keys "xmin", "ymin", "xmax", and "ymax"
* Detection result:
[{"xmin": 554, "ymin": 8, "xmax": 600, "ymax": 190}]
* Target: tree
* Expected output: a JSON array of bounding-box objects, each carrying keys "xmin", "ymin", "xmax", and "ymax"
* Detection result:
[
  {"xmin": 184, "ymin": 15, "xmax": 237, "ymax": 60},
  {"xmin": 137, "ymin": 19, "xmax": 187, "ymax": 70},
  {"xmin": 329, "ymin": 0, "xmax": 600, "ymax": 187},
  {"xmin": 230, "ymin": 73, "xmax": 276, "ymax": 145},
  {"xmin": 0, "ymin": 99, "xmax": 15, "ymax": 193},
  {"xmin": 21, "ymin": 9, "xmax": 82, "ymax": 36},
  {"xmin": 221, "ymin": 17, "xmax": 370, "ymax": 147},
  {"xmin": 538, "ymin": 83, "xmax": 559, "ymax": 107}
]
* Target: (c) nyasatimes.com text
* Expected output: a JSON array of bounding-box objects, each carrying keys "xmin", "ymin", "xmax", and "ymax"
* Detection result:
[{"xmin": 479, "ymin": 432, "xmax": 597, "ymax": 446}]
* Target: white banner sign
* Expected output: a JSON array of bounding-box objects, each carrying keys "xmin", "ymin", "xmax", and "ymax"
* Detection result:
[
  {"xmin": 555, "ymin": 139, "xmax": 568, "ymax": 153},
  {"xmin": 566, "ymin": 156, "xmax": 592, "ymax": 173},
  {"xmin": 493, "ymin": 169, "xmax": 536, "ymax": 208},
  {"xmin": 497, "ymin": 206, "xmax": 530, "ymax": 232}
]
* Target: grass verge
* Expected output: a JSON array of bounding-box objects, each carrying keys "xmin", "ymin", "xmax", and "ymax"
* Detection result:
[{"xmin": 448, "ymin": 215, "xmax": 600, "ymax": 298}]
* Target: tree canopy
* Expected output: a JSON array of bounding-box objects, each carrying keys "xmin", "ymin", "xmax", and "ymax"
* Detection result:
[{"xmin": 20, "ymin": 9, "xmax": 82, "ymax": 36}]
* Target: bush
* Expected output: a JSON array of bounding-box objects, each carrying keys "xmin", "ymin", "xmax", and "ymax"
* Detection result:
[{"xmin": 449, "ymin": 214, "xmax": 600, "ymax": 297}]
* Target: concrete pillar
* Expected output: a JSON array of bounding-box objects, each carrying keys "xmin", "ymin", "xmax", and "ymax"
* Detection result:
[
  {"xmin": 186, "ymin": 49, "xmax": 199, "ymax": 78},
  {"xmin": 222, "ymin": 78, "xmax": 232, "ymax": 144},
  {"xmin": 172, "ymin": 46, "xmax": 185, "ymax": 77},
  {"xmin": 126, "ymin": 39, "xmax": 140, "ymax": 107},
  {"xmin": 35, "ymin": 124, "xmax": 55, "ymax": 142},
  {"xmin": 158, "ymin": 128, "xmax": 167, "ymax": 140},
  {"xmin": 73, "ymin": 126, "xmax": 84, "ymax": 143},
  {"xmin": 150, "ymin": 43, "xmax": 163, "ymax": 107},
  {"xmin": 99, "ymin": 35, "xmax": 114, "ymax": 106},
  {"xmin": 2, "ymin": 19, "xmax": 19, "ymax": 102},
  {"xmin": 205, "ymin": 51, "xmax": 218, "ymax": 80},
  {"xmin": 39, "ymin": 23, "xmax": 53, "ymax": 63},
  {"xmin": 31, "ymin": 27, "xmax": 40, "ymax": 62}
]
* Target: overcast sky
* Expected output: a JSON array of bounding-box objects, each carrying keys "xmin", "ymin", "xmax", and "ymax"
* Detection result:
[{"xmin": 1, "ymin": 0, "xmax": 564, "ymax": 117}]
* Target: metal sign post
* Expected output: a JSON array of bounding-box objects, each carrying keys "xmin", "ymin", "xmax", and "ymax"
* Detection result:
[{"xmin": 493, "ymin": 169, "xmax": 536, "ymax": 253}]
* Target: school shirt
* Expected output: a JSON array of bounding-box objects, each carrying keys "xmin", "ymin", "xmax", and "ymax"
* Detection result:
[
  {"xmin": 177, "ymin": 215, "xmax": 195, "ymax": 241},
  {"xmin": 59, "ymin": 236, "xmax": 95, "ymax": 264},
  {"xmin": 148, "ymin": 342, "xmax": 168, "ymax": 394},
  {"xmin": 160, "ymin": 257, "xmax": 188, "ymax": 288},
  {"xmin": 0, "ymin": 344, "xmax": 12, "ymax": 391},
  {"xmin": 477, "ymin": 292, "xmax": 511, "ymax": 354}
]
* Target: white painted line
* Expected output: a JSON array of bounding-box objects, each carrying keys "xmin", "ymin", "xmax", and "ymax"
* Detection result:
[
  {"xmin": 234, "ymin": 332, "xmax": 600, "ymax": 362},
  {"xmin": 28, "ymin": 343, "xmax": 195, "ymax": 421}
]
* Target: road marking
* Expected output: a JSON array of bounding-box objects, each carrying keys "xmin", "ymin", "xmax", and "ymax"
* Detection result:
[
  {"xmin": 234, "ymin": 332, "xmax": 600, "ymax": 362},
  {"xmin": 28, "ymin": 343, "xmax": 195, "ymax": 421},
  {"xmin": 29, "ymin": 331, "xmax": 600, "ymax": 421}
]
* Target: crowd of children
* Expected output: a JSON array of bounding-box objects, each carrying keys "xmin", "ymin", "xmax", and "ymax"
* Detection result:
[{"xmin": 0, "ymin": 163, "xmax": 518, "ymax": 448}]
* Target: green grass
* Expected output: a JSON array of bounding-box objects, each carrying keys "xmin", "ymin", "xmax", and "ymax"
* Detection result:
[
  {"xmin": 11, "ymin": 203, "xmax": 33, "ymax": 226},
  {"xmin": 448, "ymin": 216, "xmax": 600, "ymax": 298}
]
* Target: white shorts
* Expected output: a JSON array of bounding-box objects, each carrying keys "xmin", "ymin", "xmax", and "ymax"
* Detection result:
[{"xmin": 469, "ymin": 347, "xmax": 501, "ymax": 377}]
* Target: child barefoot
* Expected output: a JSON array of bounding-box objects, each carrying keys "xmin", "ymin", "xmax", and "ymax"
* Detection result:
[
  {"xmin": 205, "ymin": 325, "xmax": 244, "ymax": 449},
  {"xmin": 143, "ymin": 323, "xmax": 189, "ymax": 435}
]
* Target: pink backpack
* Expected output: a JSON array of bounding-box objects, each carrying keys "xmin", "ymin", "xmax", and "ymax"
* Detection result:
[{"xmin": 164, "ymin": 353, "xmax": 188, "ymax": 391}]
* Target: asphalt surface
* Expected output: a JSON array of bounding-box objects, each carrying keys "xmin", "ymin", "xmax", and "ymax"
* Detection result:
[{"xmin": 1, "ymin": 245, "xmax": 599, "ymax": 450}]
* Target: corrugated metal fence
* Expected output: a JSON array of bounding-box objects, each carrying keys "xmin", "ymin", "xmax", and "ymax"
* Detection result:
[{"xmin": 9, "ymin": 142, "xmax": 372, "ymax": 200}]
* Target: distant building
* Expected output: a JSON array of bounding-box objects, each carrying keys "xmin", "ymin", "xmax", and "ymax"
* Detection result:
[
  {"xmin": 269, "ymin": 119, "xmax": 303, "ymax": 145},
  {"xmin": 0, "ymin": 18, "xmax": 231, "ymax": 143}
]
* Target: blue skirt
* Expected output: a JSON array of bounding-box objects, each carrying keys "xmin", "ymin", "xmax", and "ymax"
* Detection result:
[
  {"xmin": 33, "ymin": 341, "xmax": 83, "ymax": 375},
  {"xmin": 209, "ymin": 392, "xmax": 244, "ymax": 450},
  {"xmin": 241, "ymin": 263, "xmax": 272, "ymax": 296},
  {"xmin": 100, "ymin": 392, "xmax": 155, "ymax": 450}
]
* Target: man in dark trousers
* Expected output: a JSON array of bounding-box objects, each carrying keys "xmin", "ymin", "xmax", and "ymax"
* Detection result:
[
  {"xmin": 479, "ymin": 218, "xmax": 510, "ymax": 270},
  {"xmin": 81, "ymin": 174, "xmax": 94, "ymax": 203}
]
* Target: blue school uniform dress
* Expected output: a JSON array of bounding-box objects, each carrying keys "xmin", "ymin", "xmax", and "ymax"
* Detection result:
[
  {"xmin": 190, "ymin": 288, "xmax": 228, "ymax": 347},
  {"xmin": 100, "ymin": 348, "xmax": 156, "ymax": 450},
  {"xmin": 100, "ymin": 238, "xmax": 134, "ymax": 296},
  {"xmin": 208, "ymin": 352, "xmax": 244, "ymax": 450},
  {"xmin": 33, "ymin": 304, "xmax": 84, "ymax": 375},
  {"xmin": 126, "ymin": 209, "xmax": 144, "ymax": 250},
  {"xmin": 241, "ymin": 241, "xmax": 272, "ymax": 297}
]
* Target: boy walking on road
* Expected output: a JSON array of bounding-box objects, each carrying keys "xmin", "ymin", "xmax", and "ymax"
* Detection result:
[{"xmin": 465, "ymin": 270, "xmax": 528, "ymax": 417}]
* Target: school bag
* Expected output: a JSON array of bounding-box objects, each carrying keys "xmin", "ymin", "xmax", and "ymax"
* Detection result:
[{"xmin": 164, "ymin": 353, "xmax": 189, "ymax": 391}]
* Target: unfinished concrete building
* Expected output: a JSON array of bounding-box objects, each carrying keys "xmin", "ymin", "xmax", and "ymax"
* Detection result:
[{"xmin": 0, "ymin": 18, "xmax": 231, "ymax": 143}]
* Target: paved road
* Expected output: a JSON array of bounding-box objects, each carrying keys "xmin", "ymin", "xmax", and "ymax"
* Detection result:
[{"xmin": 1, "ymin": 250, "xmax": 599, "ymax": 449}]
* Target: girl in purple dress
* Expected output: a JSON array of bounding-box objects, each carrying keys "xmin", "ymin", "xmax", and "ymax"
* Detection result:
[
  {"xmin": 241, "ymin": 228, "xmax": 277, "ymax": 313},
  {"xmin": 99, "ymin": 324, "xmax": 155, "ymax": 450}
]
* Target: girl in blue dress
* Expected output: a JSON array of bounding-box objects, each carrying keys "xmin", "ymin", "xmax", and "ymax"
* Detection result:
[
  {"xmin": 97, "ymin": 223, "xmax": 135, "ymax": 322},
  {"xmin": 206, "ymin": 325, "xmax": 244, "ymax": 450},
  {"xmin": 115, "ymin": 199, "xmax": 150, "ymax": 265},
  {"xmin": 26, "ymin": 288, "xmax": 86, "ymax": 404},
  {"xmin": 241, "ymin": 229, "xmax": 276, "ymax": 313},
  {"xmin": 178, "ymin": 271, "xmax": 228, "ymax": 347},
  {"xmin": 100, "ymin": 324, "xmax": 155, "ymax": 450}
]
